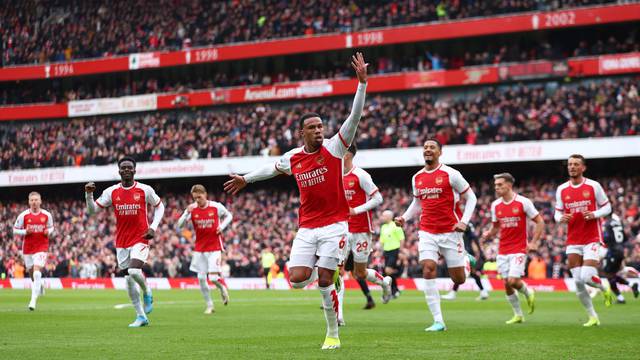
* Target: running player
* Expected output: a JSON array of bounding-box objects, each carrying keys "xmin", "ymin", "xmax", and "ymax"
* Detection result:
[
  {"xmin": 442, "ymin": 223, "xmax": 489, "ymax": 301},
  {"xmin": 601, "ymin": 213, "xmax": 638, "ymax": 303},
  {"xmin": 554, "ymin": 154, "xmax": 614, "ymax": 327},
  {"xmin": 85, "ymin": 157, "xmax": 165, "ymax": 327},
  {"xmin": 13, "ymin": 192, "xmax": 54, "ymax": 311},
  {"xmin": 481, "ymin": 173, "xmax": 544, "ymax": 324},
  {"xmin": 395, "ymin": 138, "xmax": 477, "ymax": 332},
  {"xmin": 224, "ymin": 52, "xmax": 368, "ymax": 350},
  {"xmin": 177, "ymin": 184, "xmax": 233, "ymax": 314},
  {"xmin": 336, "ymin": 143, "xmax": 392, "ymax": 326}
]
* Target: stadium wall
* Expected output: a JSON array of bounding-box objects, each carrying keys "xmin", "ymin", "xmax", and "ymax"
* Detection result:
[
  {"xmin": 3, "ymin": 277, "xmax": 639, "ymax": 292},
  {"xmin": 1, "ymin": 137, "xmax": 638, "ymax": 187}
]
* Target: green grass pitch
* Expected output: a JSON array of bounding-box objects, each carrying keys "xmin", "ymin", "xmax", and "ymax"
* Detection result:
[{"xmin": 1, "ymin": 289, "xmax": 638, "ymax": 359}]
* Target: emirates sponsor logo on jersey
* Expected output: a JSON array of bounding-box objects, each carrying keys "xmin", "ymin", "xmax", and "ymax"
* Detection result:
[
  {"xmin": 566, "ymin": 199, "xmax": 592, "ymax": 214},
  {"xmin": 194, "ymin": 218, "xmax": 215, "ymax": 229},
  {"xmin": 27, "ymin": 224, "xmax": 46, "ymax": 232},
  {"xmin": 417, "ymin": 187, "xmax": 443, "ymax": 199},
  {"xmin": 115, "ymin": 203, "xmax": 142, "ymax": 216},
  {"xmin": 345, "ymin": 189, "xmax": 356, "ymax": 201},
  {"xmin": 133, "ymin": 193, "xmax": 141, "ymax": 201},
  {"xmin": 295, "ymin": 166, "xmax": 329, "ymax": 188},
  {"xmin": 499, "ymin": 216, "xmax": 521, "ymax": 228}
]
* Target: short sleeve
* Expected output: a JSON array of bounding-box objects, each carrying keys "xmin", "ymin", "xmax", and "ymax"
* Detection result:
[
  {"xmin": 450, "ymin": 169, "xmax": 470, "ymax": 194},
  {"xmin": 521, "ymin": 197, "xmax": 539, "ymax": 219},
  {"xmin": 214, "ymin": 202, "xmax": 230, "ymax": 218},
  {"xmin": 324, "ymin": 135, "xmax": 349, "ymax": 159},
  {"xmin": 411, "ymin": 173, "xmax": 419, "ymax": 197},
  {"xmin": 96, "ymin": 187, "xmax": 113, "ymax": 208},
  {"xmin": 490, "ymin": 203, "xmax": 498, "ymax": 223},
  {"xmin": 355, "ymin": 169, "xmax": 378, "ymax": 196},
  {"xmin": 275, "ymin": 151, "xmax": 294, "ymax": 175},
  {"xmin": 554, "ymin": 187, "xmax": 564, "ymax": 211},
  {"xmin": 593, "ymin": 182, "xmax": 609, "ymax": 207},
  {"xmin": 13, "ymin": 212, "xmax": 25, "ymax": 229},
  {"xmin": 45, "ymin": 210, "xmax": 54, "ymax": 229},
  {"xmin": 143, "ymin": 185, "xmax": 161, "ymax": 207}
]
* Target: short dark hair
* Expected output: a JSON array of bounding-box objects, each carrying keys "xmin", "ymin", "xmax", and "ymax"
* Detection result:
[
  {"xmin": 424, "ymin": 138, "xmax": 442, "ymax": 150},
  {"xmin": 569, "ymin": 154, "xmax": 586, "ymax": 165},
  {"xmin": 118, "ymin": 156, "xmax": 137, "ymax": 168},
  {"xmin": 347, "ymin": 142, "xmax": 357, "ymax": 155},
  {"xmin": 299, "ymin": 112, "xmax": 321, "ymax": 129},
  {"xmin": 494, "ymin": 172, "xmax": 515, "ymax": 184}
]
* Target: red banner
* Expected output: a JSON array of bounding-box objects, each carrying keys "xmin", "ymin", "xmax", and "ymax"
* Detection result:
[
  {"xmin": 599, "ymin": 52, "xmax": 640, "ymax": 75},
  {"xmin": 59, "ymin": 278, "xmax": 114, "ymax": 289},
  {"xmin": 2, "ymin": 53, "xmax": 639, "ymax": 122},
  {"xmin": 1, "ymin": 3, "xmax": 638, "ymax": 82}
]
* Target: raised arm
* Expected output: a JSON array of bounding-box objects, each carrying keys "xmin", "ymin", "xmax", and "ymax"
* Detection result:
[{"xmin": 336, "ymin": 52, "xmax": 368, "ymax": 148}]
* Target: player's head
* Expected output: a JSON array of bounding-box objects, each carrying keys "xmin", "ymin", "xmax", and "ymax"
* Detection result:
[
  {"xmin": 423, "ymin": 138, "xmax": 442, "ymax": 165},
  {"xmin": 298, "ymin": 112, "xmax": 324, "ymax": 149},
  {"xmin": 567, "ymin": 154, "xmax": 586, "ymax": 179},
  {"xmin": 190, "ymin": 184, "xmax": 208, "ymax": 206},
  {"xmin": 344, "ymin": 142, "xmax": 357, "ymax": 162},
  {"xmin": 117, "ymin": 156, "xmax": 136, "ymax": 182},
  {"xmin": 28, "ymin": 191, "xmax": 41, "ymax": 210},
  {"xmin": 493, "ymin": 172, "xmax": 515, "ymax": 197},
  {"xmin": 382, "ymin": 209, "xmax": 394, "ymax": 223}
]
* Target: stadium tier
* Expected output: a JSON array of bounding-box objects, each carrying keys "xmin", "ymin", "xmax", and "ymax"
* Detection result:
[{"xmin": 1, "ymin": 76, "xmax": 638, "ymax": 170}]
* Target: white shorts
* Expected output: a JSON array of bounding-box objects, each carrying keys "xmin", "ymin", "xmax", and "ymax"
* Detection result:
[
  {"xmin": 23, "ymin": 252, "xmax": 47, "ymax": 269},
  {"xmin": 190, "ymin": 251, "xmax": 222, "ymax": 274},
  {"xmin": 418, "ymin": 231, "xmax": 466, "ymax": 268},
  {"xmin": 289, "ymin": 221, "xmax": 348, "ymax": 270},
  {"xmin": 497, "ymin": 253, "xmax": 527, "ymax": 279},
  {"xmin": 116, "ymin": 243, "xmax": 150, "ymax": 270},
  {"xmin": 566, "ymin": 242, "xmax": 601, "ymax": 262},
  {"xmin": 341, "ymin": 232, "xmax": 372, "ymax": 264}
]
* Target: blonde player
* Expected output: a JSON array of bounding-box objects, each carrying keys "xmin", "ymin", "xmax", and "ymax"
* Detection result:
[
  {"xmin": 13, "ymin": 192, "xmax": 54, "ymax": 311},
  {"xmin": 177, "ymin": 184, "xmax": 233, "ymax": 314},
  {"xmin": 481, "ymin": 173, "xmax": 544, "ymax": 324}
]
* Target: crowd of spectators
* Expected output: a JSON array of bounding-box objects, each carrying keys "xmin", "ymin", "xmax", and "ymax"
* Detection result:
[
  {"xmin": 1, "ymin": 0, "xmax": 617, "ymax": 66},
  {"xmin": 2, "ymin": 29, "xmax": 637, "ymax": 106},
  {"xmin": 1, "ymin": 76, "xmax": 638, "ymax": 170},
  {"xmin": 1, "ymin": 175, "xmax": 638, "ymax": 279}
]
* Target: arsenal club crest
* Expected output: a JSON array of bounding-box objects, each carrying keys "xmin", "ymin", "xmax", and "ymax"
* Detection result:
[
  {"xmin": 348, "ymin": 180, "xmax": 355, "ymax": 188},
  {"xmin": 41, "ymin": 217, "xmax": 46, "ymax": 222},
  {"xmin": 133, "ymin": 193, "xmax": 141, "ymax": 202},
  {"xmin": 316, "ymin": 155, "xmax": 325, "ymax": 165},
  {"xmin": 435, "ymin": 177, "xmax": 443, "ymax": 185},
  {"xmin": 512, "ymin": 207, "xmax": 520, "ymax": 214},
  {"xmin": 208, "ymin": 212, "xmax": 214, "ymax": 217},
  {"xmin": 582, "ymin": 190, "xmax": 590, "ymax": 198}
]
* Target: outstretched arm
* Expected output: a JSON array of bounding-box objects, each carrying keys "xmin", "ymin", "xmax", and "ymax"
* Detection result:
[
  {"xmin": 335, "ymin": 52, "xmax": 368, "ymax": 147},
  {"xmin": 224, "ymin": 162, "xmax": 281, "ymax": 195}
]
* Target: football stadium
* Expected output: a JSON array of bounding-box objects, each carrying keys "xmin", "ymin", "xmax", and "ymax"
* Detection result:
[{"xmin": 1, "ymin": 1, "xmax": 639, "ymax": 359}]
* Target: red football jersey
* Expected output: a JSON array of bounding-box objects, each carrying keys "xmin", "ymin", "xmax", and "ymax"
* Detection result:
[
  {"xmin": 183, "ymin": 201, "xmax": 230, "ymax": 252},
  {"xmin": 275, "ymin": 135, "xmax": 350, "ymax": 228},
  {"xmin": 95, "ymin": 181, "xmax": 161, "ymax": 248},
  {"xmin": 491, "ymin": 194, "xmax": 539, "ymax": 254},
  {"xmin": 14, "ymin": 209, "xmax": 54, "ymax": 254},
  {"xmin": 343, "ymin": 167, "xmax": 379, "ymax": 233},
  {"xmin": 555, "ymin": 178, "xmax": 609, "ymax": 246},
  {"xmin": 411, "ymin": 164, "xmax": 470, "ymax": 234}
]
